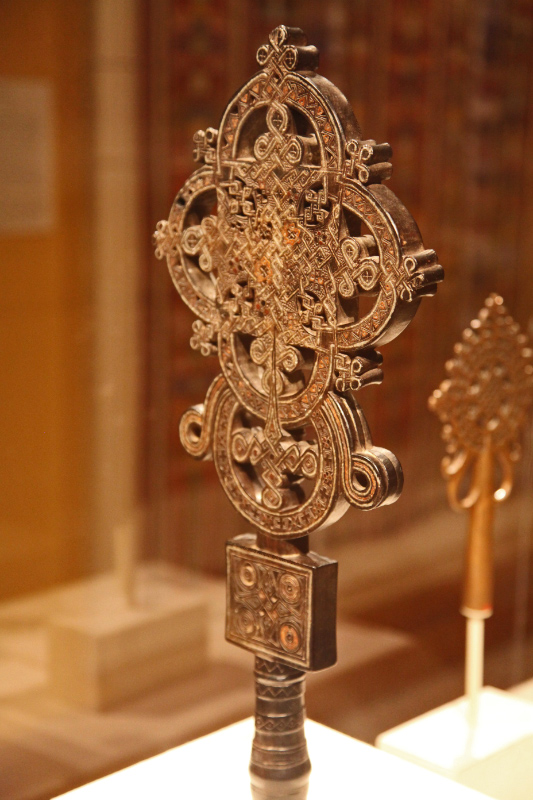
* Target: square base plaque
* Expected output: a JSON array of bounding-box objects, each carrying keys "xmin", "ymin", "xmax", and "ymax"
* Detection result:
[{"xmin": 226, "ymin": 534, "xmax": 337, "ymax": 671}]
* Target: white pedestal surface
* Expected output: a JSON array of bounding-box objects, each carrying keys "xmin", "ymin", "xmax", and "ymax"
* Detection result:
[
  {"xmin": 376, "ymin": 687, "xmax": 533, "ymax": 800},
  {"xmin": 53, "ymin": 717, "xmax": 490, "ymax": 800}
]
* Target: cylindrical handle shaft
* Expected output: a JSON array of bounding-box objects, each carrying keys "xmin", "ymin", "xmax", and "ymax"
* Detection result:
[{"xmin": 250, "ymin": 657, "xmax": 311, "ymax": 800}]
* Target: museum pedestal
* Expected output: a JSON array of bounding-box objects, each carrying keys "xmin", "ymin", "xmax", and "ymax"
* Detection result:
[
  {"xmin": 376, "ymin": 687, "xmax": 533, "ymax": 800},
  {"xmin": 52, "ymin": 717, "xmax": 490, "ymax": 800},
  {"xmin": 47, "ymin": 563, "xmax": 209, "ymax": 709}
]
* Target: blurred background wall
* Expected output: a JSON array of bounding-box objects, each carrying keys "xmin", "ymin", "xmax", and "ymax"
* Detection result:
[
  {"xmin": 1, "ymin": 0, "xmax": 146, "ymax": 598},
  {"xmin": 0, "ymin": 1, "xmax": 93, "ymax": 598}
]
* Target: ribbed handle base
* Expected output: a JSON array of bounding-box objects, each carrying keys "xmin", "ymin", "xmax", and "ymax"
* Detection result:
[{"xmin": 249, "ymin": 657, "xmax": 311, "ymax": 800}]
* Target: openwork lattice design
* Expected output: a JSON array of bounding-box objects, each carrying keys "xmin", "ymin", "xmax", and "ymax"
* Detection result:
[
  {"xmin": 429, "ymin": 293, "xmax": 533, "ymax": 510},
  {"xmin": 155, "ymin": 25, "xmax": 443, "ymax": 539}
]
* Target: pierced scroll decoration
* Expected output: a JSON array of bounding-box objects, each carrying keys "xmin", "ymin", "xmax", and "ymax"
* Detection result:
[{"xmin": 155, "ymin": 25, "xmax": 443, "ymax": 540}]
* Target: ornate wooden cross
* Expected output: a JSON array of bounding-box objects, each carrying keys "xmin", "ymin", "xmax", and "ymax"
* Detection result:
[{"xmin": 155, "ymin": 25, "xmax": 443, "ymax": 799}]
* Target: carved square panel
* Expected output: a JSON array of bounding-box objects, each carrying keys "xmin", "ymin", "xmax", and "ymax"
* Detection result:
[{"xmin": 226, "ymin": 534, "xmax": 337, "ymax": 671}]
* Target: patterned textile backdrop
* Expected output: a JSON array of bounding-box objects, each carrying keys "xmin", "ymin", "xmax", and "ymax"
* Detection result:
[{"xmin": 151, "ymin": 0, "xmax": 533, "ymax": 572}]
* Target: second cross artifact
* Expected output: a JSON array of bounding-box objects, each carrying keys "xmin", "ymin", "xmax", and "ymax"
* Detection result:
[
  {"xmin": 155, "ymin": 25, "xmax": 443, "ymax": 799},
  {"xmin": 430, "ymin": 294, "xmax": 533, "ymax": 725}
]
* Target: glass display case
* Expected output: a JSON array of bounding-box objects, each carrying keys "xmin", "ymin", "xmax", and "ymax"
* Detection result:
[{"xmin": 1, "ymin": 2, "xmax": 532, "ymax": 798}]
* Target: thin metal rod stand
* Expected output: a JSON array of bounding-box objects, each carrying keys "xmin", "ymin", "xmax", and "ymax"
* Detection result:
[{"xmin": 464, "ymin": 616, "xmax": 485, "ymax": 727}]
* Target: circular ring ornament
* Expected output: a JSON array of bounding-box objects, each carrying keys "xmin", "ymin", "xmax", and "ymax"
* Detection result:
[
  {"xmin": 237, "ymin": 608, "xmax": 256, "ymax": 637},
  {"xmin": 279, "ymin": 623, "xmax": 301, "ymax": 653},
  {"xmin": 279, "ymin": 574, "xmax": 302, "ymax": 604},
  {"xmin": 238, "ymin": 562, "xmax": 258, "ymax": 589}
]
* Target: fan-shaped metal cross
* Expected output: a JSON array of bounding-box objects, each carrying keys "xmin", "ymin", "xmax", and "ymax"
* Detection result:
[
  {"xmin": 155, "ymin": 25, "xmax": 443, "ymax": 799},
  {"xmin": 429, "ymin": 294, "xmax": 533, "ymax": 724}
]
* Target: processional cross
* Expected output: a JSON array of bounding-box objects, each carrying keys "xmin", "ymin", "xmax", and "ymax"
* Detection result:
[
  {"xmin": 429, "ymin": 294, "xmax": 533, "ymax": 725},
  {"xmin": 155, "ymin": 26, "xmax": 443, "ymax": 799}
]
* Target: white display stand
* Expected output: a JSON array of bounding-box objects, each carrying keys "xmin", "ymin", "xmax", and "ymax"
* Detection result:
[
  {"xmin": 47, "ymin": 563, "xmax": 209, "ymax": 709},
  {"xmin": 376, "ymin": 687, "xmax": 533, "ymax": 800},
  {"xmin": 0, "ymin": 570, "xmax": 417, "ymax": 800},
  {"xmin": 53, "ymin": 717, "xmax": 490, "ymax": 800}
]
